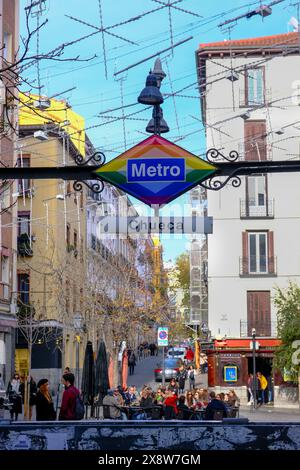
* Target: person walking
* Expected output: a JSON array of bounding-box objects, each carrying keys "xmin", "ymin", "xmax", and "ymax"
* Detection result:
[
  {"xmin": 7, "ymin": 373, "xmax": 22, "ymax": 421},
  {"xmin": 19, "ymin": 376, "xmax": 37, "ymax": 421},
  {"xmin": 128, "ymin": 351, "xmax": 136, "ymax": 376},
  {"xmin": 59, "ymin": 372, "xmax": 80, "ymax": 420},
  {"xmin": 0, "ymin": 373, "xmax": 5, "ymax": 391},
  {"xmin": 184, "ymin": 347, "xmax": 194, "ymax": 365},
  {"xmin": 257, "ymin": 372, "xmax": 268, "ymax": 405},
  {"xmin": 187, "ymin": 365, "xmax": 196, "ymax": 390},
  {"xmin": 35, "ymin": 379, "xmax": 56, "ymax": 421},
  {"xmin": 247, "ymin": 374, "xmax": 254, "ymax": 405},
  {"xmin": 176, "ymin": 365, "xmax": 187, "ymax": 394}
]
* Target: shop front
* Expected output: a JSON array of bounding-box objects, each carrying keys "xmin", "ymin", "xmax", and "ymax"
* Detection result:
[{"xmin": 206, "ymin": 338, "xmax": 298, "ymax": 407}]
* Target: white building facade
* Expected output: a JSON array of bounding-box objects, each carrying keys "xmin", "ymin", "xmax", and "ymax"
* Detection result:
[{"xmin": 196, "ymin": 32, "xmax": 300, "ymax": 340}]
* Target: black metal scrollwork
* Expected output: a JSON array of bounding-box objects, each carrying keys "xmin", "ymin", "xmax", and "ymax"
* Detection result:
[
  {"xmin": 206, "ymin": 148, "xmax": 240, "ymax": 164},
  {"xmin": 73, "ymin": 178, "xmax": 105, "ymax": 194},
  {"xmin": 74, "ymin": 151, "xmax": 106, "ymax": 167},
  {"xmin": 199, "ymin": 173, "xmax": 242, "ymax": 191}
]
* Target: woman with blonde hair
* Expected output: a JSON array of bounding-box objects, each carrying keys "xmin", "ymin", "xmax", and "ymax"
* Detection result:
[{"xmin": 35, "ymin": 379, "xmax": 56, "ymax": 421}]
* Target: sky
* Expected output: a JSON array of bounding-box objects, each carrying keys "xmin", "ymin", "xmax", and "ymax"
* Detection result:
[{"xmin": 20, "ymin": 0, "xmax": 298, "ymax": 261}]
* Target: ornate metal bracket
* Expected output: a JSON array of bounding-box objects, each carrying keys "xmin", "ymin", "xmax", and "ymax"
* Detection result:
[
  {"xmin": 200, "ymin": 148, "xmax": 242, "ymax": 190},
  {"xmin": 73, "ymin": 151, "xmax": 106, "ymax": 194},
  {"xmin": 74, "ymin": 151, "xmax": 106, "ymax": 167},
  {"xmin": 73, "ymin": 178, "xmax": 105, "ymax": 194}
]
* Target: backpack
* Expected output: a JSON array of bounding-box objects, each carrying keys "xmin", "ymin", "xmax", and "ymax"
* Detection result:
[{"xmin": 74, "ymin": 393, "xmax": 85, "ymax": 420}]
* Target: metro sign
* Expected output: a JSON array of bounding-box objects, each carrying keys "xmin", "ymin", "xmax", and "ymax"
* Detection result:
[{"xmin": 95, "ymin": 134, "xmax": 217, "ymax": 206}]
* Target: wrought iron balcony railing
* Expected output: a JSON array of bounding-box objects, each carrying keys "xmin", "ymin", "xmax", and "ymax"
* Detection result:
[
  {"xmin": 240, "ymin": 199, "xmax": 274, "ymax": 218},
  {"xmin": 240, "ymin": 255, "xmax": 277, "ymax": 276},
  {"xmin": 240, "ymin": 320, "xmax": 277, "ymax": 338},
  {"xmin": 17, "ymin": 233, "xmax": 33, "ymax": 257}
]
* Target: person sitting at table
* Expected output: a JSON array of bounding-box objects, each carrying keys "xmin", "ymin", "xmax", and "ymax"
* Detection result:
[
  {"xmin": 102, "ymin": 389, "xmax": 127, "ymax": 420},
  {"xmin": 167, "ymin": 378, "xmax": 178, "ymax": 394},
  {"xmin": 124, "ymin": 386, "xmax": 138, "ymax": 405},
  {"xmin": 193, "ymin": 391, "xmax": 204, "ymax": 410},
  {"xmin": 164, "ymin": 390, "xmax": 178, "ymax": 419},
  {"xmin": 154, "ymin": 388, "xmax": 165, "ymax": 404},
  {"xmin": 204, "ymin": 391, "xmax": 228, "ymax": 420},
  {"xmin": 177, "ymin": 395, "xmax": 191, "ymax": 420},
  {"xmin": 140, "ymin": 388, "xmax": 153, "ymax": 409},
  {"xmin": 186, "ymin": 390, "xmax": 194, "ymax": 409},
  {"xmin": 227, "ymin": 389, "xmax": 240, "ymax": 408}
]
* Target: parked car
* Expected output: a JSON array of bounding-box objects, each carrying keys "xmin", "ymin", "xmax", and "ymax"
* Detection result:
[
  {"xmin": 154, "ymin": 358, "xmax": 182, "ymax": 382},
  {"xmin": 166, "ymin": 347, "xmax": 186, "ymax": 361}
]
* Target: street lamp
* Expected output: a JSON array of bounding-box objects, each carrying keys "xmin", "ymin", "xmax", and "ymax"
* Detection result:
[
  {"xmin": 252, "ymin": 328, "xmax": 257, "ymax": 410},
  {"xmin": 73, "ymin": 312, "xmax": 83, "ymax": 389},
  {"xmin": 137, "ymin": 60, "xmax": 169, "ymax": 136}
]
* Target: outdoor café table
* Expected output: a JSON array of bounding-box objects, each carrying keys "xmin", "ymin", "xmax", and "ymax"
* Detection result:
[{"xmin": 121, "ymin": 406, "xmax": 145, "ymax": 420}]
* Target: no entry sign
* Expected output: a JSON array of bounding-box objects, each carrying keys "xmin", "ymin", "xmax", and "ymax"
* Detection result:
[{"xmin": 157, "ymin": 327, "xmax": 169, "ymax": 347}]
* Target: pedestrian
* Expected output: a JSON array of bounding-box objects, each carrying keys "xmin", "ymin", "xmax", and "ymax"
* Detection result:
[
  {"xmin": 19, "ymin": 376, "xmax": 37, "ymax": 421},
  {"xmin": 176, "ymin": 365, "xmax": 187, "ymax": 394},
  {"xmin": 59, "ymin": 372, "xmax": 80, "ymax": 420},
  {"xmin": 128, "ymin": 351, "xmax": 136, "ymax": 376},
  {"xmin": 257, "ymin": 372, "xmax": 268, "ymax": 405},
  {"xmin": 63, "ymin": 367, "xmax": 71, "ymax": 374},
  {"xmin": 184, "ymin": 347, "xmax": 194, "ymax": 365},
  {"xmin": 188, "ymin": 365, "xmax": 196, "ymax": 390},
  {"xmin": 0, "ymin": 373, "xmax": 5, "ymax": 390},
  {"xmin": 247, "ymin": 373, "xmax": 254, "ymax": 405},
  {"xmin": 267, "ymin": 375, "xmax": 274, "ymax": 404},
  {"xmin": 6, "ymin": 373, "xmax": 22, "ymax": 421},
  {"xmin": 35, "ymin": 379, "xmax": 56, "ymax": 421}
]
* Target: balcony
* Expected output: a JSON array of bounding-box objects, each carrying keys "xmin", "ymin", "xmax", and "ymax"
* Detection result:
[
  {"xmin": 240, "ymin": 256, "xmax": 277, "ymax": 277},
  {"xmin": 240, "ymin": 199, "xmax": 274, "ymax": 219},
  {"xmin": 240, "ymin": 320, "xmax": 277, "ymax": 338},
  {"xmin": 17, "ymin": 233, "xmax": 33, "ymax": 257}
]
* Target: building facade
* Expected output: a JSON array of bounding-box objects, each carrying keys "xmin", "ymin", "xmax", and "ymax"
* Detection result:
[
  {"xmin": 196, "ymin": 32, "xmax": 300, "ymax": 399},
  {"xmin": 0, "ymin": 0, "xmax": 19, "ymax": 386}
]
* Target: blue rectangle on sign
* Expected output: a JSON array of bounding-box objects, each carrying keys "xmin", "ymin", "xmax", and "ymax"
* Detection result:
[
  {"xmin": 127, "ymin": 158, "xmax": 185, "ymax": 183},
  {"xmin": 224, "ymin": 366, "xmax": 238, "ymax": 382}
]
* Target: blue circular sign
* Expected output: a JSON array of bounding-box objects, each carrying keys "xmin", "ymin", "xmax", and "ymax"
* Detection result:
[{"xmin": 159, "ymin": 330, "xmax": 167, "ymax": 340}]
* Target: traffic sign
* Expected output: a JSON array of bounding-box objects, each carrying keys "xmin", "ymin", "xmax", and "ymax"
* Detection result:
[
  {"xmin": 98, "ymin": 215, "xmax": 213, "ymax": 234},
  {"xmin": 157, "ymin": 327, "xmax": 169, "ymax": 347},
  {"xmin": 95, "ymin": 134, "xmax": 216, "ymax": 207}
]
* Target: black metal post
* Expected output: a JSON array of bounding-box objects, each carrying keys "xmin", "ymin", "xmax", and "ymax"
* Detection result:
[{"xmin": 162, "ymin": 346, "xmax": 165, "ymax": 386}]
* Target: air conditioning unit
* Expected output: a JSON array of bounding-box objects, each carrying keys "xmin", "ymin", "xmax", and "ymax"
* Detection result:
[{"xmin": 34, "ymin": 130, "xmax": 48, "ymax": 141}]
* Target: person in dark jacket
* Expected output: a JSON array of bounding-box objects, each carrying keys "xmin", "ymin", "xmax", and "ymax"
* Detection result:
[
  {"xmin": 176, "ymin": 366, "xmax": 187, "ymax": 394},
  {"xmin": 128, "ymin": 352, "xmax": 136, "ymax": 376},
  {"xmin": 59, "ymin": 373, "xmax": 80, "ymax": 420},
  {"xmin": 19, "ymin": 376, "xmax": 37, "ymax": 421},
  {"xmin": 7, "ymin": 373, "xmax": 22, "ymax": 421},
  {"xmin": 204, "ymin": 391, "xmax": 228, "ymax": 420},
  {"xmin": 35, "ymin": 379, "xmax": 56, "ymax": 421}
]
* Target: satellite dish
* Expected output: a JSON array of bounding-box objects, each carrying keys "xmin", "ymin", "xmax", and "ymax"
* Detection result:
[{"xmin": 289, "ymin": 17, "xmax": 299, "ymax": 32}]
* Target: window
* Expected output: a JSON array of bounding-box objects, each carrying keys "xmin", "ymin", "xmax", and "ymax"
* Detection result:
[
  {"xmin": 74, "ymin": 230, "xmax": 77, "ymax": 250},
  {"xmin": 246, "ymin": 176, "xmax": 267, "ymax": 216},
  {"xmin": 17, "ymin": 155, "xmax": 31, "ymax": 193},
  {"xmin": 247, "ymin": 291, "xmax": 271, "ymax": 336},
  {"xmin": 3, "ymin": 32, "xmax": 12, "ymax": 63},
  {"xmin": 66, "ymin": 224, "xmax": 70, "ymax": 246},
  {"xmin": 1, "ymin": 256, "xmax": 10, "ymax": 300},
  {"xmin": 248, "ymin": 232, "xmax": 267, "ymax": 274},
  {"xmin": 17, "ymin": 273, "xmax": 30, "ymax": 305},
  {"xmin": 245, "ymin": 68, "xmax": 264, "ymax": 106},
  {"xmin": 244, "ymin": 120, "xmax": 267, "ymax": 161},
  {"xmin": 18, "ymin": 212, "xmax": 31, "ymax": 237}
]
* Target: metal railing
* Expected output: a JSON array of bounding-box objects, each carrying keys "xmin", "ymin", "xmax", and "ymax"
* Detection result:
[
  {"xmin": 240, "ymin": 320, "xmax": 277, "ymax": 337},
  {"xmin": 240, "ymin": 199, "xmax": 274, "ymax": 218},
  {"xmin": 239, "ymin": 256, "xmax": 277, "ymax": 276}
]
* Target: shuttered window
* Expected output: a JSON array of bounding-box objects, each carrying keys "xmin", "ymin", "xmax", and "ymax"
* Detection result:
[
  {"xmin": 244, "ymin": 120, "xmax": 267, "ymax": 161},
  {"xmin": 247, "ymin": 291, "xmax": 271, "ymax": 336},
  {"xmin": 245, "ymin": 68, "xmax": 264, "ymax": 105},
  {"xmin": 241, "ymin": 231, "xmax": 274, "ymax": 275}
]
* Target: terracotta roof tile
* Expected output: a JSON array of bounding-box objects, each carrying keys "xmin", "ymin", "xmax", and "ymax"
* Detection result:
[{"xmin": 199, "ymin": 32, "xmax": 299, "ymax": 50}]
